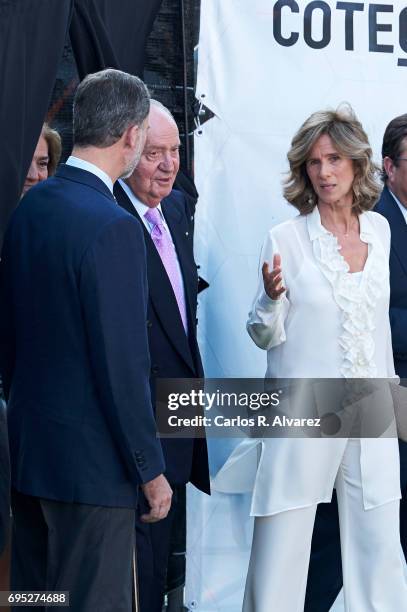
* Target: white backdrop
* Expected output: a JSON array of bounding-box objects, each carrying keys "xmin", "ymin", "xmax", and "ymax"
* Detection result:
[{"xmin": 186, "ymin": 1, "xmax": 407, "ymax": 610}]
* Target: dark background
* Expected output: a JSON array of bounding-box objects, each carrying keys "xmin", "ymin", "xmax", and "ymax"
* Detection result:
[{"xmin": 49, "ymin": 0, "xmax": 200, "ymax": 172}]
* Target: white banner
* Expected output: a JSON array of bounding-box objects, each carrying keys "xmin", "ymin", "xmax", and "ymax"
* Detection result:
[{"xmin": 187, "ymin": 1, "xmax": 407, "ymax": 610}]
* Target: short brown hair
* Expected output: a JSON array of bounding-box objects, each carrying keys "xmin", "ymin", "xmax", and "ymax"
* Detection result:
[
  {"xmin": 73, "ymin": 69, "xmax": 150, "ymax": 148},
  {"xmin": 381, "ymin": 114, "xmax": 407, "ymax": 182},
  {"xmin": 284, "ymin": 105, "xmax": 381, "ymax": 215},
  {"xmin": 42, "ymin": 123, "xmax": 61, "ymax": 176}
]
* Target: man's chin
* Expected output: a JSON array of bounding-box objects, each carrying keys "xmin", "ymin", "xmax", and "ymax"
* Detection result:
[
  {"xmin": 119, "ymin": 163, "xmax": 138, "ymax": 180},
  {"xmin": 150, "ymin": 189, "xmax": 170, "ymax": 203},
  {"xmin": 120, "ymin": 152, "xmax": 143, "ymax": 180},
  {"xmin": 153, "ymin": 181, "xmax": 175, "ymax": 200},
  {"xmin": 119, "ymin": 168, "xmax": 133, "ymax": 180}
]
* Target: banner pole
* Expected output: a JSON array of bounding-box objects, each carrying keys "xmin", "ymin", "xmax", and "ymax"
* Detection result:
[{"xmin": 179, "ymin": 0, "xmax": 191, "ymax": 174}]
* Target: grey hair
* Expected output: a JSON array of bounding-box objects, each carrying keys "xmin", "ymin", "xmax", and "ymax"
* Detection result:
[
  {"xmin": 150, "ymin": 99, "xmax": 176, "ymax": 122},
  {"xmin": 73, "ymin": 68, "xmax": 150, "ymax": 148}
]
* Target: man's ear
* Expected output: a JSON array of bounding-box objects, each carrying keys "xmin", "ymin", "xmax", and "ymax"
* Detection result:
[
  {"xmin": 383, "ymin": 156, "xmax": 395, "ymax": 180},
  {"xmin": 123, "ymin": 124, "xmax": 140, "ymax": 150}
]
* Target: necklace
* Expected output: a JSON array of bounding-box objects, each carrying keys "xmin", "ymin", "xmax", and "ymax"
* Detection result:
[
  {"xmin": 318, "ymin": 205, "xmax": 359, "ymax": 239},
  {"xmin": 324, "ymin": 222, "xmax": 358, "ymax": 239}
]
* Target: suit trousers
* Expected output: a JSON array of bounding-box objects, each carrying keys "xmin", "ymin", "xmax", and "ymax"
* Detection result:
[
  {"xmin": 304, "ymin": 490, "xmax": 343, "ymax": 612},
  {"xmin": 135, "ymin": 486, "xmax": 180, "ymax": 612},
  {"xmin": 243, "ymin": 440, "xmax": 407, "ymax": 612},
  {"xmin": 11, "ymin": 489, "xmax": 136, "ymax": 612}
]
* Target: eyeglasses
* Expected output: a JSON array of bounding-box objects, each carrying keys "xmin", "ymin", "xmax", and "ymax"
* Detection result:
[{"xmin": 396, "ymin": 158, "xmax": 407, "ymax": 163}]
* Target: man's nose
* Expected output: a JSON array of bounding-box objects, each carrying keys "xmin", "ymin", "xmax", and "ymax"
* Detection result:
[{"xmin": 160, "ymin": 153, "xmax": 174, "ymax": 171}]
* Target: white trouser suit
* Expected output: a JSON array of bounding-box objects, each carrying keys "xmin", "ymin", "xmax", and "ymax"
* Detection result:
[
  {"xmin": 242, "ymin": 439, "xmax": 406, "ymax": 612},
  {"xmin": 215, "ymin": 210, "xmax": 407, "ymax": 610}
]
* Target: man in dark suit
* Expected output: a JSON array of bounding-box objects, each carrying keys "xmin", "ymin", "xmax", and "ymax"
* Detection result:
[
  {"xmin": 0, "ymin": 69, "xmax": 172, "ymax": 611},
  {"xmin": 114, "ymin": 100, "xmax": 210, "ymax": 612},
  {"xmin": 305, "ymin": 115, "xmax": 407, "ymax": 611}
]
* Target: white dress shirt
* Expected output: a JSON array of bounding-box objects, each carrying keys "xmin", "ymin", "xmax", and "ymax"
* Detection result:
[
  {"xmin": 213, "ymin": 207, "xmax": 400, "ymax": 516},
  {"xmin": 119, "ymin": 180, "xmax": 168, "ymax": 231},
  {"xmin": 66, "ymin": 156, "xmax": 114, "ymax": 194}
]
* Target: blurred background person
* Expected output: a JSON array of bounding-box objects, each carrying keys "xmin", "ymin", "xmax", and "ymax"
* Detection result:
[{"xmin": 21, "ymin": 123, "xmax": 61, "ymax": 197}]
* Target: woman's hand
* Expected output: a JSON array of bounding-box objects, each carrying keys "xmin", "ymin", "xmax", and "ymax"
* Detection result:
[{"xmin": 262, "ymin": 254, "xmax": 286, "ymax": 300}]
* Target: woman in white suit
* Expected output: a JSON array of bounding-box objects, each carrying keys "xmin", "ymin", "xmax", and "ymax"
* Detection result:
[{"xmin": 217, "ymin": 107, "xmax": 407, "ymax": 611}]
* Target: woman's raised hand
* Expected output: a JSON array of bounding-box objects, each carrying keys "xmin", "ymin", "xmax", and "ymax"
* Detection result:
[{"xmin": 262, "ymin": 254, "xmax": 286, "ymax": 300}]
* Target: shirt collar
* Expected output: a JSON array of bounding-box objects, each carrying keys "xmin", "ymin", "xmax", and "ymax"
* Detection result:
[
  {"xmin": 388, "ymin": 188, "xmax": 407, "ymax": 224},
  {"xmin": 66, "ymin": 156, "xmax": 114, "ymax": 194},
  {"xmin": 118, "ymin": 179, "xmax": 163, "ymax": 219},
  {"xmin": 306, "ymin": 206, "xmax": 329, "ymax": 241},
  {"xmin": 306, "ymin": 204, "xmax": 373, "ymax": 242}
]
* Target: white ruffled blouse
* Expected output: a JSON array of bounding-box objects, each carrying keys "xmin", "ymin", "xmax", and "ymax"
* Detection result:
[
  {"xmin": 247, "ymin": 206, "xmax": 395, "ymax": 379},
  {"xmin": 213, "ymin": 207, "xmax": 401, "ymax": 516}
]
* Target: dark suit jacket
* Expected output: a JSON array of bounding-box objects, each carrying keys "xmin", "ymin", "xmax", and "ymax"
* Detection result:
[
  {"xmin": 114, "ymin": 182, "xmax": 210, "ymax": 494},
  {"xmin": 375, "ymin": 186, "xmax": 407, "ymax": 378},
  {"xmin": 0, "ymin": 164, "xmax": 164, "ymax": 508}
]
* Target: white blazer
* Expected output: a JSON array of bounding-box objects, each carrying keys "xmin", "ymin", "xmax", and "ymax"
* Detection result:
[{"xmin": 213, "ymin": 207, "xmax": 401, "ymax": 516}]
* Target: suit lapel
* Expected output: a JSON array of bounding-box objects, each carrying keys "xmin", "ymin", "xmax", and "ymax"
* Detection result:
[
  {"xmin": 114, "ymin": 185, "xmax": 135, "ymax": 216},
  {"xmin": 378, "ymin": 187, "xmax": 407, "ymax": 277},
  {"xmin": 114, "ymin": 183, "xmax": 195, "ymax": 372}
]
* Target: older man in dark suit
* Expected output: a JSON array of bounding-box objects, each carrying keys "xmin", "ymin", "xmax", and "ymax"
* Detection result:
[
  {"xmin": 0, "ymin": 69, "xmax": 171, "ymax": 612},
  {"xmin": 115, "ymin": 100, "xmax": 210, "ymax": 612},
  {"xmin": 305, "ymin": 115, "xmax": 407, "ymax": 611}
]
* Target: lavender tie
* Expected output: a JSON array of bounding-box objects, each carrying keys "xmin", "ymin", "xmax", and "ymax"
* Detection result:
[{"xmin": 144, "ymin": 207, "xmax": 188, "ymax": 333}]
